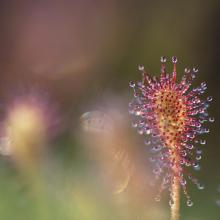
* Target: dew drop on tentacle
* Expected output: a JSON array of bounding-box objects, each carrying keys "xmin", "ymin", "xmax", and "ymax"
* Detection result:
[
  {"xmin": 197, "ymin": 183, "xmax": 205, "ymax": 190},
  {"xmin": 194, "ymin": 164, "xmax": 201, "ymax": 171},
  {"xmin": 201, "ymin": 82, "xmax": 207, "ymax": 88},
  {"xmin": 184, "ymin": 68, "xmax": 191, "ymax": 73},
  {"xmin": 180, "ymin": 178, "xmax": 187, "ymax": 186},
  {"xmin": 196, "ymin": 148, "xmax": 202, "ymax": 155},
  {"xmin": 137, "ymin": 128, "xmax": 144, "ymax": 135},
  {"xmin": 193, "ymin": 67, "xmax": 199, "ymax": 73},
  {"xmin": 169, "ymin": 198, "xmax": 174, "ymax": 207},
  {"xmin": 154, "ymin": 194, "xmax": 161, "ymax": 202},
  {"xmin": 134, "ymin": 92, "xmax": 139, "ymax": 98},
  {"xmin": 172, "ymin": 56, "xmax": 178, "ymax": 63},
  {"xmin": 181, "ymin": 149, "xmax": 187, "ymax": 157},
  {"xmin": 207, "ymin": 96, "xmax": 213, "ymax": 102},
  {"xmin": 196, "ymin": 155, "xmax": 202, "ymax": 160},
  {"xmin": 187, "ymin": 199, "xmax": 193, "ymax": 207},
  {"xmin": 191, "ymin": 73, "xmax": 196, "ymax": 79},
  {"xmin": 131, "ymin": 122, "xmax": 138, "ymax": 128},
  {"xmin": 145, "ymin": 129, "xmax": 151, "ymax": 135},
  {"xmin": 160, "ymin": 56, "xmax": 167, "ymax": 63},
  {"xmin": 138, "ymin": 64, "xmax": 145, "ymax": 71},
  {"xmin": 185, "ymin": 161, "xmax": 191, "ymax": 167},
  {"xmin": 135, "ymin": 110, "xmax": 141, "ymax": 116},
  {"xmin": 186, "ymin": 144, "xmax": 194, "ymax": 149},
  {"xmin": 204, "ymin": 128, "xmax": 210, "ymax": 133},
  {"xmin": 200, "ymin": 139, "xmax": 206, "ymax": 145},
  {"xmin": 180, "ymin": 158, "xmax": 185, "ymax": 165},
  {"xmin": 144, "ymin": 140, "xmax": 151, "ymax": 146},
  {"xmin": 152, "ymin": 145, "xmax": 162, "ymax": 152},
  {"xmin": 209, "ymin": 117, "xmax": 215, "ymax": 123},
  {"xmin": 138, "ymin": 119, "xmax": 145, "ymax": 127},
  {"xmin": 199, "ymin": 118, "xmax": 206, "ymax": 124},
  {"xmin": 129, "ymin": 81, "xmax": 136, "ymax": 88}
]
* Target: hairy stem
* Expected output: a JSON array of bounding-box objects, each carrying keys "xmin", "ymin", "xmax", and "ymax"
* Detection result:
[{"xmin": 170, "ymin": 176, "xmax": 180, "ymax": 220}]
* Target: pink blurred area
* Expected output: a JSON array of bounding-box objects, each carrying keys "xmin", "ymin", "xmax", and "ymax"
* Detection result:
[
  {"xmin": 0, "ymin": 1, "xmax": 129, "ymax": 84},
  {"xmin": 0, "ymin": 1, "xmax": 141, "ymax": 113}
]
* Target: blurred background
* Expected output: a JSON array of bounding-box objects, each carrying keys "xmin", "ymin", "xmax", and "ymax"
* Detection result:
[{"xmin": 0, "ymin": 0, "xmax": 219, "ymax": 219}]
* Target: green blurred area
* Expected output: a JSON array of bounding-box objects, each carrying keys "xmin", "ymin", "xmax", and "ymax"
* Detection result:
[{"xmin": 0, "ymin": 0, "xmax": 219, "ymax": 219}]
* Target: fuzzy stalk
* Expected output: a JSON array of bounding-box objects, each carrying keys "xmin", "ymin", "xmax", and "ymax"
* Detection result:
[{"xmin": 170, "ymin": 175, "xmax": 180, "ymax": 220}]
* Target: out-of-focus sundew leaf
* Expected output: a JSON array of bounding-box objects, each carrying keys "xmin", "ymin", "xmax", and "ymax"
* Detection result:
[
  {"xmin": 80, "ymin": 110, "xmax": 131, "ymax": 195},
  {"xmin": 80, "ymin": 111, "xmax": 114, "ymax": 134}
]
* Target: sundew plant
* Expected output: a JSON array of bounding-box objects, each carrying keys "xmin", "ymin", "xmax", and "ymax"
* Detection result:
[{"xmin": 129, "ymin": 56, "xmax": 214, "ymax": 220}]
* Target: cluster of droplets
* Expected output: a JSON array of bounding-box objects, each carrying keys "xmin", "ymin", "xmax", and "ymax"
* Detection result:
[{"xmin": 129, "ymin": 56, "xmax": 213, "ymax": 207}]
